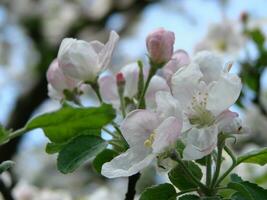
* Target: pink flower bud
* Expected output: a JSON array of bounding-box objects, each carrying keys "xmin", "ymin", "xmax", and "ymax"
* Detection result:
[
  {"xmin": 116, "ymin": 72, "xmax": 125, "ymax": 85},
  {"xmin": 46, "ymin": 59, "xmax": 78, "ymax": 94},
  {"xmin": 146, "ymin": 28, "xmax": 175, "ymax": 64}
]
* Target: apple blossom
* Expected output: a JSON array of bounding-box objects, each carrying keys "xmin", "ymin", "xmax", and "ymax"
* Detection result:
[
  {"xmin": 171, "ymin": 51, "xmax": 242, "ymax": 160},
  {"xmin": 57, "ymin": 31, "xmax": 119, "ymax": 82},
  {"xmin": 146, "ymin": 28, "xmax": 175, "ymax": 64},
  {"xmin": 162, "ymin": 49, "xmax": 190, "ymax": 83},
  {"xmin": 46, "ymin": 59, "xmax": 79, "ymax": 100},
  {"xmin": 101, "ymin": 91, "xmax": 182, "ymax": 178},
  {"xmin": 98, "ymin": 62, "xmax": 169, "ymax": 110}
]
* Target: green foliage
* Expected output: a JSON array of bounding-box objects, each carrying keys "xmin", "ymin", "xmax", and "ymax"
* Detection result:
[
  {"xmin": 179, "ymin": 194, "xmax": 200, "ymax": 200},
  {"xmin": 92, "ymin": 149, "xmax": 118, "ymax": 174},
  {"xmin": 139, "ymin": 183, "xmax": 177, "ymax": 200},
  {"xmin": 248, "ymin": 28, "xmax": 265, "ymax": 50},
  {"xmin": 0, "ymin": 161, "xmax": 15, "ymax": 174},
  {"xmin": 228, "ymin": 174, "xmax": 267, "ymax": 200},
  {"xmin": 57, "ymin": 135, "xmax": 107, "ymax": 174},
  {"xmin": 237, "ymin": 147, "xmax": 267, "ymax": 166},
  {"xmin": 168, "ymin": 161, "xmax": 202, "ymax": 190},
  {"xmin": 27, "ymin": 104, "xmax": 115, "ymax": 143},
  {"xmin": 0, "ymin": 124, "xmax": 8, "ymax": 144}
]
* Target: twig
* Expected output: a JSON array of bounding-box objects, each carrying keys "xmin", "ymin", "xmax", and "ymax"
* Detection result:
[{"xmin": 125, "ymin": 173, "xmax": 140, "ymax": 200}]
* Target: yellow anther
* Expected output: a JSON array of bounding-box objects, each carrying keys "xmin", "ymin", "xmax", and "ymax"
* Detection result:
[{"xmin": 144, "ymin": 139, "xmax": 152, "ymax": 148}]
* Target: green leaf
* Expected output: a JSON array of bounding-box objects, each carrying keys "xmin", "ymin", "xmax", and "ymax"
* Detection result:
[
  {"xmin": 0, "ymin": 161, "xmax": 15, "ymax": 174},
  {"xmin": 27, "ymin": 104, "xmax": 115, "ymax": 143},
  {"xmin": 140, "ymin": 183, "xmax": 177, "ymax": 200},
  {"xmin": 57, "ymin": 135, "xmax": 107, "ymax": 174},
  {"xmin": 176, "ymin": 140, "xmax": 185, "ymax": 156},
  {"xmin": 248, "ymin": 28, "xmax": 265, "ymax": 49},
  {"xmin": 237, "ymin": 147, "xmax": 267, "ymax": 166},
  {"xmin": 93, "ymin": 149, "xmax": 118, "ymax": 173},
  {"xmin": 228, "ymin": 174, "xmax": 267, "ymax": 200},
  {"xmin": 46, "ymin": 142, "xmax": 67, "ymax": 154},
  {"xmin": 179, "ymin": 194, "xmax": 200, "ymax": 200},
  {"xmin": 168, "ymin": 161, "xmax": 202, "ymax": 191},
  {"xmin": 0, "ymin": 124, "xmax": 8, "ymax": 144}
]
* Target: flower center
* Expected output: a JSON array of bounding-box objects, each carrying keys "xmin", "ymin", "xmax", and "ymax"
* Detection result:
[
  {"xmin": 144, "ymin": 132, "xmax": 155, "ymax": 148},
  {"xmin": 187, "ymin": 91, "xmax": 215, "ymax": 128}
]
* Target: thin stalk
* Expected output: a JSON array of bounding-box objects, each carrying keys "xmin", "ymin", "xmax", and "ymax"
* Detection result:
[
  {"xmin": 118, "ymin": 90, "xmax": 126, "ymax": 118},
  {"xmin": 7, "ymin": 127, "xmax": 28, "ymax": 141},
  {"xmin": 102, "ymin": 127, "xmax": 117, "ymax": 138},
  {"xmin": 90, "ymin": 82, "xmax": 102, "ymax": 103},
  {"xmin": 215, "ymin": 146, "xmax": 237, "ymax": 187},
  {"xmin": 211, "ymin": 142, "xmax": 224, "ymax": 188},
  {"xmin": 206, "ymin": 155, "xmax": 212, "ymax": 187}
]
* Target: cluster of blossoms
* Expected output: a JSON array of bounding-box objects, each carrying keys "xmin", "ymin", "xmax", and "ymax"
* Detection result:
[{"xmin": 46, "ymin": 28, "xmax": 244, "ymax": 179}]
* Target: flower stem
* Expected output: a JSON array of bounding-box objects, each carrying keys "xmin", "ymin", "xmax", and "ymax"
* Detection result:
[
  {"xmin": 210, "ymin": 138, "xmax": 225, "ymax": 188},
  {"xmin": 90, "ymin": 82, "xmax": 102, "ymax": 103},
  {"xmin": 125, "ymin": 173, "xmax": 140, "ymax": 200},
  {"xmin": 206, "ymin": 155, "xmax": 212, "ymax": 187},
  {"xmin": 215, "ymin": 146, "xmax": 237, "ymax": 187}
]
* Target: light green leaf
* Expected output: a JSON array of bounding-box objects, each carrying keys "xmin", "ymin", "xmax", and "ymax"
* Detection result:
[
  {"xmin": 27, "ymin": 104, "xmax": 115, "ymax": 143},
  {"xmin": 237, "ymin": 147, "xmax": 267, "ymax": 166},
  {"xmin": 57, "ymin": 135, "xmax": 107, "ymax": 174},
  {"xmin": 228, "ymin": 174, "xmax": 267, "ymax": 200},
  {"xmin": 140, "ymin": 183, "xmax": 177, "ymax": 200},
  {"xmin": 168, "ymin": 161, "xmax": 202, "ymax": 190},
  {"xmin": 93, "ymin": 149, "xmax": 118, "ymax": 174}
]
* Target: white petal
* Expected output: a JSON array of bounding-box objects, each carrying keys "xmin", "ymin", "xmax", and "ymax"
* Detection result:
[
  {"xmin": 99, "ymin": 31, "xmax": 119, "ymax": 71},
  {"xmin": 120, "ymin": 62, "xmax": 140, "ymax": 98},
  {"xmin": 47, "ymin": 84, "xmax": 62, "ymax": 100},
  {"xmin": 207, "ymin": 72, "xmax": 242, "ymax": 116},
  {"xmin": 121, "ymin": 110, "xmax": 159, "ymax": 147},
  {"xmin": 90, "ymin": 41, "xmax": 104, "ymax": 53},
  {"xmin": 153, "ymin": 117, "xmax": 182, "ymax": 153},
  {"xmin": 183, "ymin": 126, "xmax": 218, "ymax": 160},
  {"xmin": 101, "ymin": 146, "xmax": 154, "ymax": 178},
  {"xmin": 145, "ymin": 76, "xmax": 170, "ymax": 109},
  {"xmin": 155, "ymin": 91, "xmax": 181, "ymax": 120},
  {"xmin": 58, "ymin": 38, "xmax": 99, "ymax": 81},
  {"xmin": 98, "ymin": 75, "xmax": 120, "ymax": 108},
  {"xmin": 171, "ymin": 62, "xmax": 203, "ymax": 107},
  {"xmin": 193, "ymin": 51, "xmax": 223, "ymax": 83}
]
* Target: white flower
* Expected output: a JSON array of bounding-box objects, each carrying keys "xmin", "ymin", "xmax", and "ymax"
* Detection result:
[
  {"xmin": 101, "ymin": 91, "xmax": 182, "ymax": 178},
  {"xmin": 171, "ymin": 51, "xmax": 242, "ymax": 160},
  {"xmin": 46, "ymin": 59, "xmax": 79, "ymax": 100},
  {"xmin": 98, "ymin": 62, "xmax": 170, "ymax": 110},
  {"xmin": 195, "ymin": 21, "xmax": 245, "ymax": 55},
  {"xmin": 58, "ymin": 31, "xmax": 119, "ymax": 82}
]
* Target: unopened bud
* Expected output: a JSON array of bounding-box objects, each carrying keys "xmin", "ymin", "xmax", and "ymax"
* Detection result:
[
  {"xmin": 116, "ymin": 72, "xmax": 125, "ymax": 85},
  {"xmin": 240, "ymin": 12, "xmax": 249, "ymax": 24},
  {"xmin": 146, "ymin": 28, "xmax": 175, "ymax": 64}
]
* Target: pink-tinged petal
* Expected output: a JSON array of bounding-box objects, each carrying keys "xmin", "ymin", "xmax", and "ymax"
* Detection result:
[
  {"xmin": 145, "ymin": 76, "xmax": 170, "ymax": 109},
  {"xmin": 193, "ymin": 51, "xmax": 223, "ymax": 83},
  {"xmin": 99, "ymin": 31, "xmax": 119, "ymax": 71},
  {"xmin": 183, "ymin": 126, "xmax": 218, "ymax": 160},
  {"xmin": 163, "ymin": 50, "xmax": 190, "ymax": 83},
  {"xmin": 215, "ymin": 109, "xmax": 239, "ymax": 132},
  {"xmin": 47, "ymin": 84, "xmax": 63, "ymax": 100},
  {"xmin": 101, "ymin": 146, "xmax": 154, "ymax": 178},
  {"xmin": 207, "ymin": 72, "xmax": 242, "ymax": 116},
  {"xmin": 171, "ymin": 62, "xmax": 203, "ymax": 107},
  {"xmin": 221, "ymin": 117, "xmax": 248, "ymax": 134},
  {"xmin": 155, "ymin": 91, "xmax": 182, "ymax": 120},
  {"xmin": 120, "ymin": 62, "xmax": 140, "ymax": 98},
  {"xmin": 121, "ymin": 110, "xmax": 159, "ymax": 147},
  {"xmin": 152, "ymin": 117, "xmax": 182, "ymax": 153},
  {"xmin": 98, "ymin": 75, "xmax": 119, "ymax": 108}
]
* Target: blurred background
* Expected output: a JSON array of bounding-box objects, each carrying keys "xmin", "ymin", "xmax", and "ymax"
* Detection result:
[{"xmin": 0, "ymin": 0, "xmax": 267, "ymax": 199}]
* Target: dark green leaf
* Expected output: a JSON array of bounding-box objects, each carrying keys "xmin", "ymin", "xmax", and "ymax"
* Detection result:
[
  {"xmin": 0, "ymin": 124, "xmax": 8, "ymax": 144},
  {"xmin": 176, "ymin": 140, "xmax": 185, "ymax": 156},
  {"xmin": 228, "ymin": 174, "xmax": 267, "ymax": 200},
  {"xmin": 248, "ymin": 28, "xmax": 265, "ymax": 49},
  {"xmin": 140, "ymin": 183, "xmax": 177, "ymax": 200},
  {"xmin": 0, "ymin": 161, "xmax": 15, "ymax": 174},
  {"xmin": 168, "ymin": 161, "xmax": 202, "ymax": 190},
  {"xmin": 179, "ymin": 194, "xmax": 200, "ymax": 200},
  {"xmin": 46, "ymin": 142, "xmax": 66, "ymax": 154},
  {"xmin": 27, "ymin": 104, "xmax": 115, "ymax": 143},
  {"xmin": 57, "ymin": 135, "xmax": 107, "ymax": 174},
  {"xmin": 93, "ymin": 149, "xmax": 118, "ymax": 174},
  {"xmin": 237, "ymin": 147, "xmax": 267, "ymax": 166}
]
